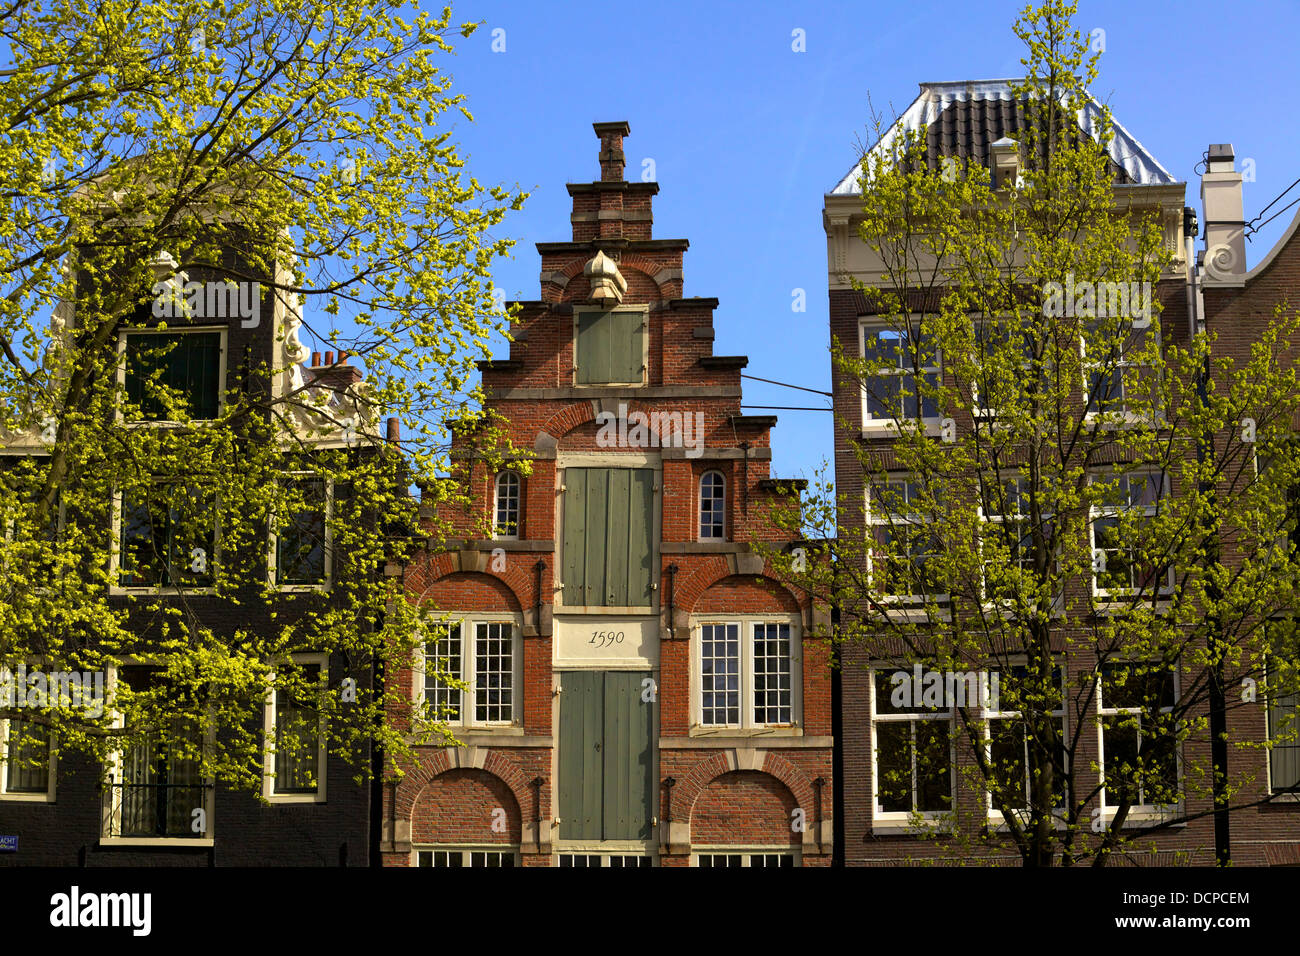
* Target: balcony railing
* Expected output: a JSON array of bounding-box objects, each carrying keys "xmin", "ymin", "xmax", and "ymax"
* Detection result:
[{"xmin": 101, "ymin": 778, "xmax": 213, "ymax": 839}]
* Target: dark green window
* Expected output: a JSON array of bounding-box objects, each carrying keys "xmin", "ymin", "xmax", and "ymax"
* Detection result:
[
  {"xmin": 562, "ymin": 468, "xmax": 654, "ymax": 607},
  {"xmin": 119, "ymin": 483, "xmax": 216, "ymax": 588},
  {"xmin": 276, "ymin": 478, "xmax": 327, "ymax": 585},
  {"xmin": 575, "ymin": 310, "xmax": 644, "ymax": 385},
  {"xmin": 124, "ymin": 332, "xmax": 222, "ymax": 421}
]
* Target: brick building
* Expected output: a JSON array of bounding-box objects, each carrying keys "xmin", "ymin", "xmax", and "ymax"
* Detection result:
[
  {"xmin": 0, "ymin": 243, "xmax": 379, "ymax": 866},
  {"xmin": 823, "ymin": 80, "xmax": 1300, "ymax": 865},
  {"xmin": 382, "ymin": 122, "xmax": 833, "ymax": 868}
]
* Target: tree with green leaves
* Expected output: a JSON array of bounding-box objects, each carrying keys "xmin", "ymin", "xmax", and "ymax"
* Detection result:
[
  {"xmin": 764, "ymin": 0, "xmax": 1300, "ymax": 866},
  {"xmin": 0, "ymin": 0, "xmax": 525, "ymax": 817}
]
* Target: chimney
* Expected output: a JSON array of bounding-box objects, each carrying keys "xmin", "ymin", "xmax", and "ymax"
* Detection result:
[
  {"xmin": 324, "ymin": 350, "xmax": 335, "ymax": 365},
  {"xmin": 594, "ymin": 121, "xmax": 630, "ymax": 182},
  {"xmin": 1200, "ymin": 144, "xmax": 1246, "ymax": 281},
  {"xmin": 386, "ymin": 416, "xmax": 400, "ymax": 443}
]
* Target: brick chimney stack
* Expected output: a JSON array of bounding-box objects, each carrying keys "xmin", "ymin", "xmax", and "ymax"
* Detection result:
[{"xmin": 594, "ymin": 121, "xmax": 630, "ymax": 182}]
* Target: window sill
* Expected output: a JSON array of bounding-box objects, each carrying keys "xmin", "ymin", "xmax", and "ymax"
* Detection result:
[
  {"xmin": 1091, "ymin": 597, "xmax": 1172, "ymax": 615},
  {"xmin": 272, "ymin": 582, "xmax": 330, "ymax": 593},
  {"xmin": 687, "ymin": 725, "xmax": 803, "ymax": 738},
  {"xmin": 555, "ymin": 605, "xmax": 656, "ymax": 615},
  {"xmin": 99, "ymin": 837, "xmax": 215, "ymax": 848},
  {"xmin": 1266, "ymin": 791, "xmax": 1300, "ymax": 803},
  {"xmin": 1083, "ymin": 413, "xmax": 1166, "ymax": 431},
  {"xmin": 110, "ymin": 586, "xmax": 218, "ymax": 597},
  {"xmin": 872, "ymin": 603, "xmax": 951, "ymax": 624},
  {"xmin": 985, "ymin": 810, "xmax": 1069, "ymax": 832},
  {"xmin": 1099, "ymin": 806, "xmax": 1185, "ymax": 828},
  {"xmin": 860, "ymin": 420, "xmax": 943, "ymax": 440},
  {"xmin": 870, "ymin": 814, "xmax": 956, "ymax": 835},
  {"xmin": 264, "ymin": 792, "xmax": 325, "ymax": 805},
  {"xmin": 0, "ymin": 792, "xmax": 54, "ymax": 803}
]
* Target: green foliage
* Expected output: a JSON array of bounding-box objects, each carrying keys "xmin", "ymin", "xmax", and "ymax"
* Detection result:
[
  {"xmin": 761, "ymin": 0, "xmax": 1300, "ymax": 865},
  {"xmin": 0, "ymin": 0, "xmax": 526, "ymax": 797}
]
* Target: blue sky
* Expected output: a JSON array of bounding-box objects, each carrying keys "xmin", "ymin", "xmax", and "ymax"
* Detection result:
[{"xmin": 437, "ymin": 0, "xmax": 1300, "ymax": 480}]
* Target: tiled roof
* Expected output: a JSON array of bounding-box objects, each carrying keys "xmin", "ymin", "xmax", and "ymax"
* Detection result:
[{"xmin": 829, "ymin": 78, "xmax": 1177, "ymax": 195}]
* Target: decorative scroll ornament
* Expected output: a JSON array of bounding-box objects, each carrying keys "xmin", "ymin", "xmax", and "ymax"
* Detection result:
[{"xmin": 584, "ymin": 249, "xmax": 627, "ymax": 306}]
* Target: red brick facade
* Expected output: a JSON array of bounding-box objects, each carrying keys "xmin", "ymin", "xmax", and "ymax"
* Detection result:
[{"xmin": 381, "ymin": 122, "xmax": 832, "ymax": 867}]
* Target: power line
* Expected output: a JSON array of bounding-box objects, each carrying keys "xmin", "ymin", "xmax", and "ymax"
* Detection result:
[
  {"xmin": 740, "ymin": 404, "xmax": 832, "ymax": 412},
  {"xmin": 740, "ymin": 373, "xmax": 833, "ymax": 397},
  {"xmin": 1245, "ymin": 174, "xmax": 1300, "ymax": 240}
]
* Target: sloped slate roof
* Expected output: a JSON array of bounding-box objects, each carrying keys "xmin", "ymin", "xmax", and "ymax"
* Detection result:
[{"xmin": 829, "ymin": 78, "xmax": 1176, "ymax": 195}]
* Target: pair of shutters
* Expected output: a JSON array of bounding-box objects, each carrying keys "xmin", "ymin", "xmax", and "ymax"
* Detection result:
[
  {"xmin": 576, "ymin": 310, "xmax": 643, "ymax": 384},
  {"xmin": 562, "ymin": 468, "xmax": 654, "ymax": 607},
  {"xmin": 558, "ymin": 670, "xmax": 654, "ymax": 841}
]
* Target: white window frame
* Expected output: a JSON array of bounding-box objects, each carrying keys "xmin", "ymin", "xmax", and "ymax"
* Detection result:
[
  {"xmin": 859, "ymin": 317, "xmax": 943, "ymax": 434},
  {"xmin": 1096, "ymin": 663, "xmax": 1182, "ymax": 823},
  {"xmin": 1080, "ymin": 318, "xmax": 1162, "ymax": 426},
  {"xmin": 571, "ymin": 306, "xmax": 649, "ymax": 388},
  {"xmin": 0, "ymin": 686, "xmax": 57, "ymax": 802},
  {"xmin": 867, "ymin": 477, "xmax": 947, "ymax": 606},
  {"xmin": 692, "ymin": 848, "xmax": 799, "ymax": 867},
  {"xmin": 2, "ymin": 474, "xmax": 65, "ymax": 593},
  {"xmin": 415, "ymin": 614, "xmax": 523, "ymax": 730},
  {"xmin": 262, "ymin": 652, "xmax": 328, "ymax": 803},
  {"xmin": 869, "ymin": 666, "xmax": 956, "ymax": 831},
  {"xmin": 413, "ymin": 845, "xmax": 521, "ymax": 867},
  {"xmin": 977, "ymin": 475, "xmax": 1058, "ymax": 608},
  {"xmin": 109, "ymin": 480, "xmax": 221, "ymax": 596},
  {"xmin": 971, "ymin": 317, "xmax": 1038, "ymax": 422},
  {"xmin": 698, "ymin": 470, "xmax": 726, "ymax": 541},
  {"xmin": 268, "ymin": 472, "xmax": 333, "ymax": 590},
  {"xmin": 1266, "ymin": 655, "xmax": 1300, "ymax": 798},
  {"xmin": 555, "ymin": 850, "xmax": 655, "ymax": 867},
  {"xmin": 690, "ymin": 615, "xmax": 802, "ymax": 733},
  {"xmin": 1088, "ymin": 468, "xmax": 1173, "ymax": 601},
  {"xmin": 493, "ymin": 470, "xmax": 521, "ymax": 540},
  {"xmin": 101, "ymin": 663, "xmax": 217, "ymax": 847},
  {"xmin": 115, "ymin": 326, "xmax": 228, "ymax": 427},
  {"xmin": 983, "ymin": 661, "xmax": 1068, "ymax": 826}
]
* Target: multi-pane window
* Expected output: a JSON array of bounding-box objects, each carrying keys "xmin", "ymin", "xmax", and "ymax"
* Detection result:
[
  {"xmin": 695, "ymin": 852, "xmax": 795, "ymax": 867},
  {"xmin": 972, "ymin": 320, "xmax": 1037, "ymax": 419},
  {"xmin": 420, "ymin": 620, "xmax": 517, "ymax": 727},
  {"xmin": 699, "ymin": 471, "xmax": 725, "ymax": 540},
  {"xmin": 1098, "ymin": 663, "xmax": 1180, "ymax": 809},
  {"xmin": 557, "ymin": 853, "xmax": 653, "ymax": 867},
  {"xmin": 986, "ymin": 665, "xmax": 1067, "ymax": 813},
  {"xmin": 276, "ymin": 476, "xmax": 328, "ymax": 585},
  {"xmin": 0, "ymin": 716, "xmax": 52, "ymax": 797},
  {"xmin": 123, "ymin": 331, "xmax": 222, "ymax": 421},
  {"xmin": 118, "ymin": 483, "xmax": 216, "ymax": 588},
  {"xmin": 980, "ymin": 476, "xmax": 1053, "ymax": 602},
  {"xmin": 270, "ymin": 661, "xmax": 324, "ymax": 796},
  {"xmin": 860, "ymin": 321, "xmax": 940, "ymax": 423},
  {"xmin": 1090, "ymin": 469, "xmax": 1171, "ymax": 597},
  {"xmin": 417, "ymin": 847, "xmax": 518, "ymax": 867},
  {"xmin": 1082, "ymin": 320, "xmax": 1159, "ymax": 418},
  {"xmin": 698, "ymin": 621, "xmax": 798, "ymax": 729},
  {"xmin": 494, "ymin": 471, "xmax": 521, "ymax": 539},
  {"xmin": 575, "ymin": 309, "xmax": 645, "ymax": 385},
  {"xmin": 872, "ymin": 669, "xmax": 953, "ymax": 817},
  {"xmin": 868, "ymin": 478, "xmax": 943, "ymax": 601},
  {"xmin": 1268, "ymin": 680, "xmax": 1300, "ymax": 795}
]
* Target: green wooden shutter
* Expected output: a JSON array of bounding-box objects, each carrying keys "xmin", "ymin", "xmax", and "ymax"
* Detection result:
[
  {"xmin": 602, "ymin": 671, "xmax": 654, "ymax": 840},
  {"xmin": 576, "ymin": 311, "xmax": 612, "ymax": 384},
  {"xmin": 563, "ymin": 468, "xmax": 655, "ymax": 608},
  {"xmin": 612, "ymin": 311, "xmax": 643, "ymax": 383},
  {"xmin": 558, "ymin": 671, "xmax": 604, "ymax": 840},
  {"xmin": 558, "ymin": 670, "xmax": 655, "ymax": 841},
  {"xmin": 577, "ymin": 311, "xmax": 642, "ymax": 384}
]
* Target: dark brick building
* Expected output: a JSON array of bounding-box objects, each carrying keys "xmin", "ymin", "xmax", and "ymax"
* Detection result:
[
  {"xmin": 0, "ymin": 248, "xmax": 377, "ymax": 866},
  {"xmin": 381, "ymin": 122, "xmax": 833, "ymax": 867}
]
